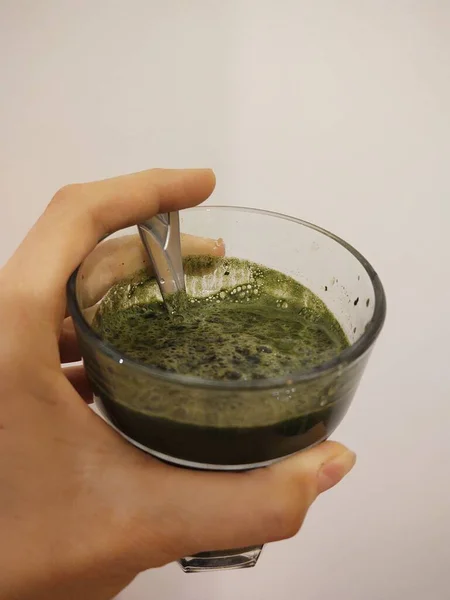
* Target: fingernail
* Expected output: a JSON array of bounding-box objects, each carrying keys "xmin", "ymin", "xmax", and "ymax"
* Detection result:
[
  {"xmin": 213, "ymin": 237, "xmax": 226, "ymax": 256},
  {"xmin": 317, "ymin": 450, "xmax": 356, "ymax": 494}
]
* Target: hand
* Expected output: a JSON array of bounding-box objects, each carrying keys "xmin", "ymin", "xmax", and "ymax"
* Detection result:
[{"xmin": 0, "ymin": 169, "xmax": 356, "ymax": 600}]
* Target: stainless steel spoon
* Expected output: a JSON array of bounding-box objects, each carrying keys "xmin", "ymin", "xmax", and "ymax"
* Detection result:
[{"xmin": 137, "ymin": 212, "xmax": 185, "ymax": 311}]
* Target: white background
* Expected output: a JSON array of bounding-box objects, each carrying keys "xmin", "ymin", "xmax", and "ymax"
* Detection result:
[{"xmin": 1, "ymin": 1, "xmax": 449, "ymax": 599}]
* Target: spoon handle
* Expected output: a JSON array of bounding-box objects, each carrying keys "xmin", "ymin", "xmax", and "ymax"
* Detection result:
[{"xmin": 138, "ymin": 212, "xmax": 185, "ymax": 302}]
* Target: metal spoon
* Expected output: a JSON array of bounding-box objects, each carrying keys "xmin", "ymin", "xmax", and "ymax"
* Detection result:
[{"xmin": 137, "ymin": 212, "xmax": 185, "ymax": 312}]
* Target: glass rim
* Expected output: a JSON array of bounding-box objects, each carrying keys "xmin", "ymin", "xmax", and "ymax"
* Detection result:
[{"xmin": 67, "ymin": 205, "xmax": 386, "ymax": 391}]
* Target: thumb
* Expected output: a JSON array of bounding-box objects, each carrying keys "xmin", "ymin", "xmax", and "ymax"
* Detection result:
[{"xmin": 132, "ymin": 441, "xmax": 356, "ymax": 566}]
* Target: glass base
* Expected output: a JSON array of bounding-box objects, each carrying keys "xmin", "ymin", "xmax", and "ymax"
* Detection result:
[{"xmin": 178, "ymin": 545, "xmax": 264, "ymax": 573}]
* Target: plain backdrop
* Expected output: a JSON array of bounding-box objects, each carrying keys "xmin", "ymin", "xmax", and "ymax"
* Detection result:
[{"xmin": 1, "ymin": 1, "xmax": 449, "ymax": 599}]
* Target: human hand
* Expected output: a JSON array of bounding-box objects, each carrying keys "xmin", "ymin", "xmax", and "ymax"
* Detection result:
[{"xmin": 0, "ymin": 169, "xmax": 356, "ymax": 600}]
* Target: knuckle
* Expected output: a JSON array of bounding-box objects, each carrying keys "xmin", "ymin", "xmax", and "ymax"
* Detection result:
[
  {"xmin": 49, "ymin": 183, "xmax": 82, "ymax": 209},
  {"xmin": 262, "ymin": 470, "xmax": 316, "ymax": 542},
  {"xmin": 266, "ymin": 499, "xmax": 304, "ymax": 541}
]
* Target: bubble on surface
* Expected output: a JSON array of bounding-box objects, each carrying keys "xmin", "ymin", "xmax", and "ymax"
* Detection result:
[{"xmin": 92, "ymin": 255, "xmax": 349, "ymax": 383}]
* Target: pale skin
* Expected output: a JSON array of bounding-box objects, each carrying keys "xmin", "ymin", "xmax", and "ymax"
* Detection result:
[{"xmin": 0, "ymin": 169, "xmax": 356, "ymax": 600}]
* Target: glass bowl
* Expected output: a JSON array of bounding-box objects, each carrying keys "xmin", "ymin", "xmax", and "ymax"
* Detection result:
[{"xmin": 67, "ymin": 206, "xmax": 386, "ymax": 572}]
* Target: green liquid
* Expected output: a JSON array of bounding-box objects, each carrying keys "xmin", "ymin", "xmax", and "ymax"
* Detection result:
[
  {"xmin": 86, "ymin": 255, "xmax": 357, "ymax": 465},
  {"xmin": 93, "ymin": 256, "xmax": 349, "ymax": 381}
]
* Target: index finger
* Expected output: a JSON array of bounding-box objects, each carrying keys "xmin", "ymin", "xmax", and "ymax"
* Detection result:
[{"xmin": 5, "ymin": 168, "xmax": 216, "ymax": 320}]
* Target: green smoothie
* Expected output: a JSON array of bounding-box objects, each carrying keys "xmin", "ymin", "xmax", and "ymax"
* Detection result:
[
  {"xmin": 87, "ymin": 255, "xmax": 355, "ymax": 465},
  {"xmin": 92, "ymin": 256, "xmax": 349, "ymax": 381}
]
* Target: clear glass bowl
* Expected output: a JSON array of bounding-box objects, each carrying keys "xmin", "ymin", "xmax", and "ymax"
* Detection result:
[{"xmin": 67, "ymin": 206, "xmax": 386, "ymax": 572}]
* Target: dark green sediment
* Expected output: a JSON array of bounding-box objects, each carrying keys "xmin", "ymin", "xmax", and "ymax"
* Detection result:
[{"xmin": 92, "ymin": 256, "xmax": 349, "ymax": 381}]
